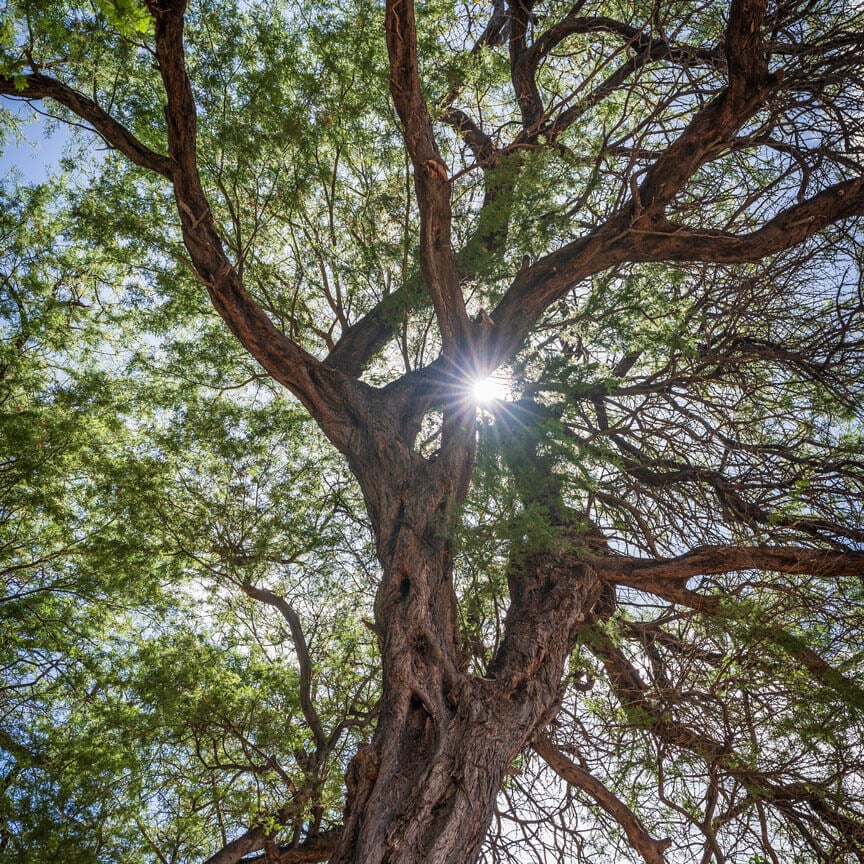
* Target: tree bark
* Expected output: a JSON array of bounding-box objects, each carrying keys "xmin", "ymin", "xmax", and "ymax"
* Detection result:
[{"xmin": 331, "ymin": 468, "xmax": 601, "ymax": 864}]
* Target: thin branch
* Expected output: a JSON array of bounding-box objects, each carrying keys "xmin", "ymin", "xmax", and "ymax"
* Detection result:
[
  {"xmin": 242, "ymin": 584, "xmax": 328, "ymax": 752},
  {"xmin": 586, "ymin": 628, "xmax": 864, "ymax": 858}
]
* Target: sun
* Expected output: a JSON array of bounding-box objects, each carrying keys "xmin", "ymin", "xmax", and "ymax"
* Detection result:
[{"xmin": 470, "ymin": 374, "xmax": 508, "ymax": 406}]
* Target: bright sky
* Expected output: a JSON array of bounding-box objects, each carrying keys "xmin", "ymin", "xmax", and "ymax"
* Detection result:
[{"xmin": 0, "ymin": 98, "xmax": 70, "ymax": 184}]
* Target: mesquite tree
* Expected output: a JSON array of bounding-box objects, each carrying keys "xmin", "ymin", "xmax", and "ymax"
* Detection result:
[{"xmin": 2, "ymin": 0, "xmax": 864, "ymax": 862}]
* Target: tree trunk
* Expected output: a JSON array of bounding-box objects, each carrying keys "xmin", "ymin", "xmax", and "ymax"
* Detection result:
[{"xmin": 330, "ymin": 500, "xmax": 601, "ymax": 864}]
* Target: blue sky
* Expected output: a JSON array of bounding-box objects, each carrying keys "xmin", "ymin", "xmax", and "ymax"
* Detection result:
[{"xmin": 1, "ymin": 98, "xmax": 71, "ymax": 184}]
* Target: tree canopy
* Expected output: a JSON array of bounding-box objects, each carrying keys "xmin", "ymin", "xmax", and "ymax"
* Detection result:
[{"xmin": 1, "ymin": 0, "xmax": 864, "ymax": 862}]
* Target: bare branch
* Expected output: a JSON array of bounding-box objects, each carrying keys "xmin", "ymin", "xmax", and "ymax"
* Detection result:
[
  {"xmin": 242, "ymin": 584, "xmax": 328, "ymax": 752},
  {"xmin": 586, "ymin": 628, "xmax": 864, "ymax": 858},
  {"xmin": 588, "ymin": 545, "xmax": 864, "ymax": 586}
]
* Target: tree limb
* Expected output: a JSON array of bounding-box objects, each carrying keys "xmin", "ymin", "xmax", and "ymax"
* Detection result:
[
  {"xmin": 0, "ymin": 72, "xmax": 174, "ymax": 178},
  {"xmin": 201, "ymin": 825, "xmax": 341, "ymax": 864},
  {"xmin": 588, "ymin": 545, "xmax": 864, "ymax": 586},
  {"xmin": 385, "ymin": 0, "xmax": 470, "ymax": 355},
  {"xmin": 533, "ymin": 735, "xmax": 671, "ymax": 864},
  {"xmin": 242, "ymin": 584, "xmax": 328, "ymax": 752},
  {"xmin": 629, "ymin": 177, "xmax": 864, "ymax": 263},
  {"xmin": 201, "ymin": 823, "xmax": 267, "ymax": 864},
  {"xmin": 636, "ymin": 0, "xmax": 771, "ymax": 211},
  {"xmin": 142, "ymin": 0, "xmax": 365, "ymax": 452}
]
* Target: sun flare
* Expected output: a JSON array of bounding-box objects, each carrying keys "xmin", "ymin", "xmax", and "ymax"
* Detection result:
[{"xmin": 471, "ymin": 375, "xmax": 508, "ymax": 406}]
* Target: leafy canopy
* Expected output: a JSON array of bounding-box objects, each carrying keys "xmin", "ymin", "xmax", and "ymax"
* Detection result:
[{"xmin": 1, "ymin": 0, "xmax": 864, "ymax": 862}]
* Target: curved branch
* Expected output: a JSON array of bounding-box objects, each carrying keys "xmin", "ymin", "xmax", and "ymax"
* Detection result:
[
  {"xmin": 442, "ymin": 107, "xmax": 495, "ymax": 164},
  {"xmin": 525, "ymin": 15, "xmax": 723, "ymax": 72},
  {"xmin": 489, "ymin": 169, "xmax": 863, "ymax": 368},
  {"xmin": 630, "ymin": 177, "xmax": 864, "ymax": 263},
  {"xmin": 514, "ymin": 14, "xmax": 725, "ymax": 146},
  {"xmin": 509, "ymin": 0, "xmax": 542, "ymax": 127},
  {"xmin": 201, "ymin": 825, "xmax": 341, "ymax": 864},
  {"xmin": 636, "ymin": 0, "xmax": 771, "ymax": 211},
  {"xmin": 588, "ymin": 548, "xmax": 864, "ymax": 707},
  {"xmin": 144, "ymin": 0, "xmax": 361, "ymax": 450},
  {"xmin": 201, "ymin": 823, "xmax": 267, "ymax": 864},
  {"xmin": 0, "ymin": 72, "xmax": 174, "ymax": 178},
  {"xmin": 243, "ymin": 584, "xmax": 328, "ymax": 752},
  {"xmin": 533, "ymin": 735, "xmax": 671, "ymax": 864}
]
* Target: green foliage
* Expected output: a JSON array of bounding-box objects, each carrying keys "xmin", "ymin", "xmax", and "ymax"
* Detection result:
[
  {"xmin": 93, "ymin": 0, "xmax": 152, "ymax": 37},
  {"xmin": 0, "ymin": 171, "xmax": 377, "ymax": 860}
]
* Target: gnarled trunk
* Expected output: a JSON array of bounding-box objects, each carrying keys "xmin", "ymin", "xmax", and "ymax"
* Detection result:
[{"xmin": 331, "ymin": 494, "xmax": 601, "ymax": 864}]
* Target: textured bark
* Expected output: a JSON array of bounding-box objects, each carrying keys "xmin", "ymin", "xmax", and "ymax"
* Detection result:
[
  {"xmin": 332, "ymin": 555, "xmax": 601, "ymax": 864},
  {"xmin": 0, "ymin": 73, "xmax": 174, "ymax": 178},
  {"xmin": 329, "ymin": 433, "xmax": 602, "ymax": 864},
  {"xmin": 385, "ymin": 0, "xmax": 471, "ymax": 355}
]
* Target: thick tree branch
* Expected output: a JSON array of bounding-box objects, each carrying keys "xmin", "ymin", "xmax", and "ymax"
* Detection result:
[
  {"xmin": 588, "ymin": 548, "xmax": 864, "ymax": 708},
  {"xmin": 489, "ymin": 127, "xmax": 862, "ymax": 367},
  {"xmin": 276, "ymin": 830, "xmax": 342, "ymax": 863},
  {"xmin": 327, "ymin": 1, "xmax": 820, "ymax": 378},
  {"xmin": 488, "ymin": 217, "xmax": 631, "ymax": 361},
  {"xmin": 441, "ymin": 108, "xmax": 495, "ymax": 164},
  {"xmin": 533, "ymin": 735, "xmax": 671, "ymax": 864},
  {"xmin": 509, "ymin": 0, "xmax": 542, "ymax": 128},
  {"xmin": 144, "ymin": 0, "xmax": 364, "ymax": 452},
  {"xmin": 385, "ymin": 0, "xmax": 470, "ymax": 355},
  {"xmin": 588, "ymin": 545, "xmax": 864, "ymax": 586},
  {"xmin": 201, "ymin": 825, "xmax": 340, "ymax": 864},
  {"xmin": 201, "ymin": 823, "xmax": 267, "ymax": 864},
  {"xmin": 630, "ymin": 177, "xmax": 864, "ymax": 263},
  {"xmin": 0, "ymin": 72, "xmax": 174, "ymax": 178},
  {"xmin": 636, "ymin": 0, "xmax": 771, "ymax": 211}
]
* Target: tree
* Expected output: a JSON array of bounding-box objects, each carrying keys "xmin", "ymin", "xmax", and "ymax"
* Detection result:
[{"xmin": 1, "ymin": 0, "xmax": 864, "ymax": 861}]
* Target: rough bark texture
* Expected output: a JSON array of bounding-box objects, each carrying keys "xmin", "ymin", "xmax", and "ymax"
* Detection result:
[
  {"xmin": 331, "ymin": 509, "xmax": 601, "ymax": 864},
  {"xmin": 327, "ymin": 394, "xmax": 602, "ymax": 864}
]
